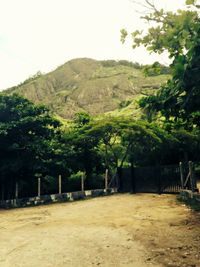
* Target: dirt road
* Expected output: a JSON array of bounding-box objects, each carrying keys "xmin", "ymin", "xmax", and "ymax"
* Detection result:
[{"xmin": 0, "ymin": 194, "xmax": 200, "ymax": 267}]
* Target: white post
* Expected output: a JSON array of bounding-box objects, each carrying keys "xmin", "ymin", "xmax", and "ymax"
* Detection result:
[
  {"xmin": 59, "ymin": 175, "xmax": 62, "ymax": 194},
  {"xmin": 15, "ymin": 182, "xmax": 19, "ymax": 199},
  {"xmin": 81, "ymin": 173, "xmax": 84, "ymax": 192},
  {"xmin": 105, "ymin": 169, "xmax": 108, "ymax": 190},
  {"xmin": 38, "ymin": 177, "xmax": 41, "ymax": 197}
]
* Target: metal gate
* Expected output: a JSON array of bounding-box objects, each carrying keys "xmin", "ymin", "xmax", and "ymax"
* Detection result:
[{"xmin": 117, "ymin": 163, "xmax": 194, "ymax": 194}]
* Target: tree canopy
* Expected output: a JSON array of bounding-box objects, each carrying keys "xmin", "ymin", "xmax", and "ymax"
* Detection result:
[
  {"xmin": 0, "ymin": 94, "xmax": 61, "ymax": 198},
  {"xmin": 122, "ymin": 0, "xmax": 200, "ymax": 129},
  {"xmin": 1, "ymin": 93, "xmax": 200, "ymax": 199}
]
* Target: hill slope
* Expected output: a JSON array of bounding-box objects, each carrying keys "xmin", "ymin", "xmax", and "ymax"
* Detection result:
[{"xmin": 5, "ymin": 58, "xmax": 169, "ymax": 119}]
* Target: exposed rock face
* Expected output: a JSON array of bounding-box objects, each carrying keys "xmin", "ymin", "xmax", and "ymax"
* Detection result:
[{"xmin": 5, "ymin": 58, "xmax": 168, "ymax": 119}]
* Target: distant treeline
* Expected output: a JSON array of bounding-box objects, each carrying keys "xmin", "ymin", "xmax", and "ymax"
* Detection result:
[
  {"xmin": 100, "ymin": 60, "xmax": 170, "ymax": 76},
  {"xmin": 5, "ymin": 71, "xmax": 44, "ymax": 93},
  {"xmin": 100, "ymin": 59, "xmax": 143, "ymax": 69}
]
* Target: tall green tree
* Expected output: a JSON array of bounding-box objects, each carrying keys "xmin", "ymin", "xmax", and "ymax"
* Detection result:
[
  {"xmin": 76, "ymin": 117, "xmax": 173, "ymax": 169},
  {"xmin": 0, "ymin": 94, "xmax": 60, "ymax": 199},
  {"xmin": 122, "ymin": 0, "xmax": 200, "ymax": 129}
]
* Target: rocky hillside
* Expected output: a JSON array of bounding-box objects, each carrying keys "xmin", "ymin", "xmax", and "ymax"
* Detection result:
[{"xmin": 5, "ymin": 58, "xmax": 169, "ymax": 119}]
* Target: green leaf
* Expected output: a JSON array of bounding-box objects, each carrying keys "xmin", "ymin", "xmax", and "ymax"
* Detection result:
[{"xmin": 185, "ymin": 0, "xmax": 195, "ymax": 5}]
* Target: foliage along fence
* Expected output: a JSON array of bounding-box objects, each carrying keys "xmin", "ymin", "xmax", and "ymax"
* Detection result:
[{"xmin": 117, "ymin": 162, "xmax": 199, "ymax": 194}]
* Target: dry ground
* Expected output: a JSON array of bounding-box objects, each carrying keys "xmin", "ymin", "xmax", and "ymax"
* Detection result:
[{"xmin": 0, "ymin": 194, "xmax": 200, "ymax": 267}]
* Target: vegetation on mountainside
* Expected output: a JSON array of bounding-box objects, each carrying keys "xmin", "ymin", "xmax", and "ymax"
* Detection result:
[{"xmin": 4, "ymin": 58, "xmax": 169, "ymax": 119}]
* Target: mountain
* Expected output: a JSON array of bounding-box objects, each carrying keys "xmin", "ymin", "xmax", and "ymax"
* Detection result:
[{"xmin": 4, "ymin": 58, "xmax": 169, "ymax": 119}]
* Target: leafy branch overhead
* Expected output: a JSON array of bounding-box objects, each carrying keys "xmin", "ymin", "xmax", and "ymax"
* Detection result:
[
  {"xmin": 122, "ymin": 1, "xmax": 199, "ymax": 57},
  {"xmin": 122, "ymin": 0, "xmax": 200, "ymax": 129}
]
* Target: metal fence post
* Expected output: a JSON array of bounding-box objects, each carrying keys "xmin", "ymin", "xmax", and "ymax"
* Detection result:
[
  {"xmin": 189, "ymin": 161, "xmax": 195, "ymax": 192},
  {"xmin": 179, "ymin": 162, "xmax": 184, "ymax": 189}
]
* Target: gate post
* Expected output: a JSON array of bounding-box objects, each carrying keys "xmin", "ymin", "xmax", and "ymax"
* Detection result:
[
  {"xmin": 179, "ymin": 162, "xmax": 184, "ymax": 189},
  {"xmin": 189, "ymin": 161, "xmax": 198, "ymax": 192},
  {"xmin": 189, "ymin": 161, "xmax": 194, "ymax": 192}
]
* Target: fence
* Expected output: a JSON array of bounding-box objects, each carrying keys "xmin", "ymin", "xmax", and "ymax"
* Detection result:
[
  {"xmin": 1, "ymin": 161, "xmax": 199, "ymax": 203},
  {"xmin": 117, "ymin": 161, "xmax": 199, "ymax": 194},
  {"xmin": 0, "ymin": 169, "xmax": 113, "ymax": 202}
]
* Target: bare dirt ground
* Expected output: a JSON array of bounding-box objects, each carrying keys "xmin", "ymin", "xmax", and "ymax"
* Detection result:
[{"xmin": 0, "ymin": 194, "xmax": 200, "ymax": 267}]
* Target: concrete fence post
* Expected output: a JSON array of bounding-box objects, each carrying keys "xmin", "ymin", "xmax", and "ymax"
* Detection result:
[
  {"xmin": 81, "ymin": 173, "xmax": 84, "ymax": 192},
  {"xmin": 38, "ymin": 177, "xmax": 41, "ymax": 197},
  {"xmin": 105, "ymin": 169, "xmax": 108, "ymax": 190},
  {"xmin": 59, "ymin": 175, "xmax": 62, "ymax": 194},
  {"xmin": 15, "ymin": 182, "xmax": 19, "ymax": 199}
]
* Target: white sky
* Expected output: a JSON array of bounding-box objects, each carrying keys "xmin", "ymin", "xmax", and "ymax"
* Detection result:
[{"xmin": 0, "ymin": 0, "xmax": 186, "ymax": 90}]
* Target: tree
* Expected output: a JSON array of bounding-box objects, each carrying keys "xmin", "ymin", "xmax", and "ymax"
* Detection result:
[
  {"xmin": 0, "ymin": 94, "xmax": 61, "ymax": 199},
  {"xmin": 122, "ymin": 0, "xmax": 200, "ymax": 129},
  {"xmin": 63, "ymin": 117, "xmax": 103, "ymax": 188},
  {"xmin": 73, "ymin": 112, "xmax": 91, "ymax": 128},
  {"xmin": 78, "ymin": 117, "xmax": 171, "ymax": 169}
]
